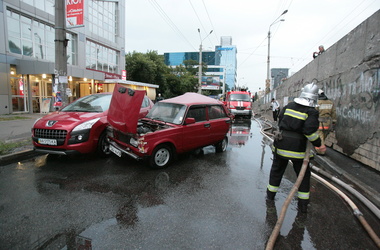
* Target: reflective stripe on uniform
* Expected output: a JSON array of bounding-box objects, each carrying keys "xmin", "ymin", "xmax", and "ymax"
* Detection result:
[
  {"xmin": 284, "ymin": 109, "xmax": 308, "ymax": 120},
  {"xmin": 298, "ymin": 191, "xmax": 310, "ymax": 200},
  {"xmin": 267, "ymin": 184, "xmax": 279, "ymax": 192},
  {"xmin": 305, "ymin": 132, "xmax": 319, "ymax": 142},
  {"xmin": 272, "ymin": 145, "xmax": 305, "ymax": 159},
  {"xmin": 318, "ymin": 126, "xmax": 330, "ymax": 130}
]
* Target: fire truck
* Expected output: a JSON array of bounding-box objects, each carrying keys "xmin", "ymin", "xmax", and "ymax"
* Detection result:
[{"xmin": 223, "ymin": 89, "xmax": 252, "ymax": 119}]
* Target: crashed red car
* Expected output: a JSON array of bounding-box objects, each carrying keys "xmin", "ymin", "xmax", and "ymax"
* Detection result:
[
  {"xmin": 107, "ymin": 84, "xmax": 232, "ymax": 168},
  {"xmin": 32, "ymin": 92, "xmax": 153, "ymax": 156}
]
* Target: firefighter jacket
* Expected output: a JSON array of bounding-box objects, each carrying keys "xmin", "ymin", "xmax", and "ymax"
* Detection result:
[
  {"xmin": 316, "ymin": 94, "xmax": 336, "ymax": 130},
  {"xmin": 273, "ymin": 102, "xmax": 321, "ymax": 160}
]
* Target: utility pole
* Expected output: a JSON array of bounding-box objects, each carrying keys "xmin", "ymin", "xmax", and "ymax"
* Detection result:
[
  {"xmin": 266, "ymin": 10, "xmax": 288, "ymax": 94},
  {"xmin": 197, "ymin": 29, "xmax": 213, "ymax": 94},
  {"xmin": 54, "ymin": 0, "xmax": 68, "ymax": 107}
]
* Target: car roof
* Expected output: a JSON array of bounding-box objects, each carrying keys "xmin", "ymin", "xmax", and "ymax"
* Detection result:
[{"xmin": 160, "ymin": 92, "xmax": 223, "ymax": 106}]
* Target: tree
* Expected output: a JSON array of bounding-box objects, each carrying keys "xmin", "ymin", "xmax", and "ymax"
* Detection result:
[{"xmin": 125, "ymin": 51, "xmax": 168, "ymax": 91}]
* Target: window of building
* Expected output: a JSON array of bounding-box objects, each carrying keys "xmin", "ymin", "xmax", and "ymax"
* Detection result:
[
  {"xmin": 6, "ymin": 8, "xmax": 77, "ymax": 65},
  {"xmin": 88, "ymin": 0, "xmax": 118, "ymax": 43},
  {"xmin": 20, "ymin": 0, "xmax": 54, "ymax": 15},
  {"xmin": 86, "ymin": 40, "xmax": 119, "ymax": 73}
]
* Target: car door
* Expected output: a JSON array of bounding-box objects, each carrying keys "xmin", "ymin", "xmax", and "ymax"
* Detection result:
[
  {"xmin": 207, "ymin": 104, "xmax": 231, "ymax": 144},
  {"xmin": 181, "ymin": 105, "xmax": 210, "ymax": 151}
]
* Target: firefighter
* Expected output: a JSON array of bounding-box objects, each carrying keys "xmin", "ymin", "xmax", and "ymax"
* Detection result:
[
  {"xmin": 315, "ymin": 89, "xmax": 336, "ymax": 155},
  {"xmin": 266, "ymin": 83, "xmax": 322, "ymax": 213}
]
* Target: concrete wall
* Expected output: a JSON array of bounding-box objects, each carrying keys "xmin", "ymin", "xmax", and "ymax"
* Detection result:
[{"xmin": 254, "ymin": 10, "xmax": 380, "ymax": 171}]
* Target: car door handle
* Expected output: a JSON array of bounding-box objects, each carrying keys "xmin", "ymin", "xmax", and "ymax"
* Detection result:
[{"xmin": 204, "ymin": 123, "xmax": 211, "ymax": 128}]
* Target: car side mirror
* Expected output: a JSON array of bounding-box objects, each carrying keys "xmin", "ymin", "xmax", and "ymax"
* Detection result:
[{"xmin": 185, "ymin": 117, "xmax": 196, "ymax": 125}]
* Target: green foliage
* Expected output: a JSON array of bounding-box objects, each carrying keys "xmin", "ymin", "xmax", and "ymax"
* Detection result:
[
  {"xmin": 125, "ymin": 51, "xmax": 168, "ymax": 85},
  {"xmin": 0, "ymin": 116, "xmax": 30, "ymax": 121},
  {"xmin": 0, "ymin": 139, "xmax": 30, "ymax": 155}
]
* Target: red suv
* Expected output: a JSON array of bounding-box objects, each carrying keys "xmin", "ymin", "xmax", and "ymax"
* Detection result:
[
  {"xmin": 107, "ymin": 84, "xmax": 232, "ymax": 168},
  {"xmin": 32, "ymin": 92, "xmax": 153, "ymax": 156}
]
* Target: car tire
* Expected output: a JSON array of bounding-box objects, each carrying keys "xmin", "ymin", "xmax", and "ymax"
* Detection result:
[
  {"xmin": 97, "ymin": 131, "xmax": 111, "ymax": 157},
  {"xmin": 215, "ymin": 136, "xmax": 228, "ymax": 153},
  {"xmin": 149, "ymin": 144, "xmax": 173, "ymax": 169}
]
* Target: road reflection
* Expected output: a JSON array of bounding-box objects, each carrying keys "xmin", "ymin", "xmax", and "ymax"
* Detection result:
[{"xmin": 228, "ymin": 119, "xmax": 252, "ymax": 147}]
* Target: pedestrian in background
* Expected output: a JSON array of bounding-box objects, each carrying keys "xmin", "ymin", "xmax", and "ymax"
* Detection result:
[
  {"xmin": 270, "ymin": 98, "xmax": 280, "ymax": 122},
  {"xmin": 313, "ymin": 45, "xmax": 325, "ymax": 59},
  {"xmin": 315, "ymin": 89, "xmax": 336, "ymax": 155},
  {"xmin": 155, "ymin": 93, "xmax": 164, "ymax": 103},
  {"xmin": 266, "ymin": 83, "xmax": 321, "ymax": 213}
]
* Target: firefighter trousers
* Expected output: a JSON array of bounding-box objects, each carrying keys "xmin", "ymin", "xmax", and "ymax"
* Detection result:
[{"xmin": 268, "ymin": 156, "xmax": 311, "ymax": 196}]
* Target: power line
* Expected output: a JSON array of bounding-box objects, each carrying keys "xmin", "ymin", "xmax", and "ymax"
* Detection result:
[
  {"xmin": 188, "ymin": 0, "xmax": 214, "ymax": 48},
  {"xmin": 201, "ymin": 0, "xmax": 219, "ymax": 44},
  {"xmin": 290, "ymin": 0, "xmax": 377, "ymax": 72},
  {"xmin": 148, "ymin": 0, "xmax": 196, "ymax": 50}
]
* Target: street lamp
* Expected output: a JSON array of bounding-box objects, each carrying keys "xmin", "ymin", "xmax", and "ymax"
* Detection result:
[
  {"xmin": 198, "ymin": 29, "xmax": 213, "ymax": 94},
  {"xmin": 266, "ymin": 10, "xmax": 288, "ymax": 94}
]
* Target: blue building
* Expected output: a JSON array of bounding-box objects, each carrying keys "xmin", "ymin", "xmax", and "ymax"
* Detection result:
[{"xmin": 163, "ymin": 36, "xmax": 237, "ymax": 91}]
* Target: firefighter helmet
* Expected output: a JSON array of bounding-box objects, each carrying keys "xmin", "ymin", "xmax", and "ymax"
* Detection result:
[{"xmin": 294, "ymin": 83, "xmax": 319, "ymax": 107}]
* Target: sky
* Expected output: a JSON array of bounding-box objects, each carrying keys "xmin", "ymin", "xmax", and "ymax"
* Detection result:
[{"xmin": 124, "ymin": 0, "xmax": 380, "ymax": 93}]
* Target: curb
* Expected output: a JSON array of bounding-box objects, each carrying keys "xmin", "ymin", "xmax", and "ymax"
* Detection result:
[{"xmin": 0, "ymin": 149, "xmax": 40, "ymax": 166}]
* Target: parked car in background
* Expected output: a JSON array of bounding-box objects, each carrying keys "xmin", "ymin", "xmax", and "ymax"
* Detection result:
[
  {"xmin": 32, "ymin": 92, "xmax": 154, "ymax": 156},
  {"xmin": 107, "ymin": 84, "xmax": 232, "ymax": 168},
  {"xmin": 223, "ymin": 90, "xmax": 252, "ymax": 119}
]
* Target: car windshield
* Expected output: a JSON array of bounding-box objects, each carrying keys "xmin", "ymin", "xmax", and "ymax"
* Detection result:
[
  {"xmin": 229, "ymin": 94, "xmax": 251, "ymax": 101},
  {"xmin": 61, "ymin": 94, "xmax": 112, "ymax": 112},
  {"xmin": 146, "ymin": 102, "xmax": 187, "ymax": 125}
]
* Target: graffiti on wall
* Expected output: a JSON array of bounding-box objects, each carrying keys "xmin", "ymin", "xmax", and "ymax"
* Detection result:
[
  {"xmin": 323, "ymin": 69, "xmax": 379, "ymax": 125},
  {"xmin": 317, "ymin": 68, "xmax": 380, "ymax": 155}
]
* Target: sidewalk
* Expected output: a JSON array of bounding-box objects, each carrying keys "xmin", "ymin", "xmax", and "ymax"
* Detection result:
[{"xmin": 0, "ymin": 113, "xmax": 45, "ymax": 165}]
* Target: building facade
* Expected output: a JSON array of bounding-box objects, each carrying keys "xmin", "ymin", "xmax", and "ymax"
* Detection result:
[{"xmin": 0, "ymin": 0, "xmax": 127, "ymax": 114}]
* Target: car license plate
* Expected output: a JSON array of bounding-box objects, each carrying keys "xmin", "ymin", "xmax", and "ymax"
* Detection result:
[
  {"xmin": 38, "ymin": 138, "xmax": 57, "ymax": 145},
  {"xmin": 110, "ymin": 144, "xmax": 122, "ymax": 157}
]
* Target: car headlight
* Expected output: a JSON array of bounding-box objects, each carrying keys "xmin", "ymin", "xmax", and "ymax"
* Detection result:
[
  {"xmin": 130, "ymin": 137, "xmax": 138, "ymax": 147},
  {"xmin": 73, "ymin": 118, "xmax": 100, "ymax": 132}
]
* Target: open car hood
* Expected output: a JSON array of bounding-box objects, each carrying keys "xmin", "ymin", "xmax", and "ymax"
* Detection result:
[{"xmin": 107, "ymin": 84, "xmax": 146, "ymax": 134}]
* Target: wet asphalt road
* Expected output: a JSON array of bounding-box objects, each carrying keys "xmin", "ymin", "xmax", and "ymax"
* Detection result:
[{"xmin": 0, "ymin": 119, "xmax": 379, "ymax": 249}]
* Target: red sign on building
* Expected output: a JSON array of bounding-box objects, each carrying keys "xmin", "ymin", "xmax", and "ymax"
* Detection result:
[{"xmin": 66, "ymin": 0, "xmax": 84, "ymax": 28}]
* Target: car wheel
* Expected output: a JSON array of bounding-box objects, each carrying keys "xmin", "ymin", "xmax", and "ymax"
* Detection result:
[
  {"xmin": 97, "ymin": 131, "xmax": 111, "ymax": 157},
  {"xmin": 149, "ymin": 144, "xmax": 173, "ymax": 169},
  {"xmin": 215, "ymin": 136, "xmax": 228, "ymax": 153}
]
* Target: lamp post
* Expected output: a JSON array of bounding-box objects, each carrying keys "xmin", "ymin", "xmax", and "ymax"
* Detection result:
[
  {"xmin": 198, "ymin": 29, "xmax": 213, "ymax": 94},
  {"xmin": 266, "ymin": 10, "xmax": 288, "ymax": 94},
  {"xmin": 55, "ymin": 0, "xmax": 69, "ymax": 107}
]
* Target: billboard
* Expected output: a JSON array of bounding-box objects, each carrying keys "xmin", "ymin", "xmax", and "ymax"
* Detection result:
[
  {"xmin": 66, "ymin": 0, "xmax": 84, "ymax": 28},
  {"xmin": 201, "ymin": 76, "xmax": 221, "ymax": 90}
]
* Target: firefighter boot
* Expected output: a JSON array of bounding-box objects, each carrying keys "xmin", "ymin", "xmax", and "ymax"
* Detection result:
[
  {"xmin": 266, "ymin": 189, "xmax": 276, "ymax": 200},
  {"xmin": 298, "ymin": 199, "xmax": 309, "ymax": 213}
]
